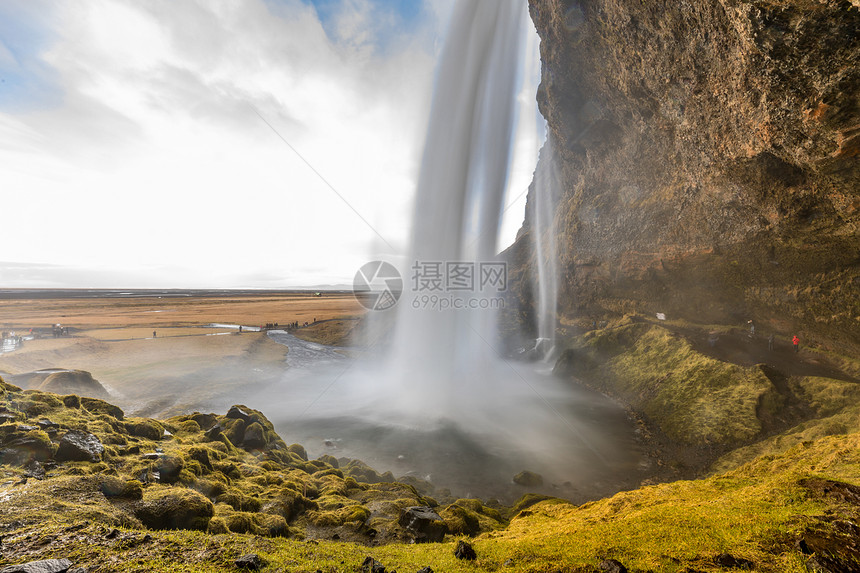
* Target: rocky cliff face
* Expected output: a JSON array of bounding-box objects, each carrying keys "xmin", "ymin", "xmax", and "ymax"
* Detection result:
[{"xmin": 511, "ymin": 0, "xmax": 859, "ymax": 345}]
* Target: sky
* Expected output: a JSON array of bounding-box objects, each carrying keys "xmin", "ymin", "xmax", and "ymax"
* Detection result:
[{"xmin": 0, "ymin": 0, "xmax": 542, "ymax": 289}]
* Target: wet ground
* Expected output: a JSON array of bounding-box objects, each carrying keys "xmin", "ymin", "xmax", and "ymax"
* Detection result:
[{"xmin": 248, "ymin": 332, "xmax": 648, "ymax": 504}]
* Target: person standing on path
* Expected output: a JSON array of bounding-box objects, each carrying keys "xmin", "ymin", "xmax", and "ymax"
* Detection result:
[
  {"xmin": 768, "ymin": 334, "xmax": 774, "ymax": 351},
  {"xmin": 792, "ymin": 335, "xmax": 800, "ymax": 353}
]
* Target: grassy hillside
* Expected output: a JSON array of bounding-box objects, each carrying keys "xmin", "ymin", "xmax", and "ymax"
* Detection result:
[{"xmin": 1, "ymin": 373, "xmax": 860, "ymax": 571}]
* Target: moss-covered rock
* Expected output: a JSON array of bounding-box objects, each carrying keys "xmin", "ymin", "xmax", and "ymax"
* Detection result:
[
  {"xmin": 133, "ymin": 487, "xmax": 214, "ymax": 531},
  {"xmin": 287, "ymin": 443, "xmax": 308, "ymax": 461},
  {"xmin": 124, "ymin": 418, "xmax": 164, "ymax": 440},
  {"xmin": 80, "ymin": 397, "xmax": 124, "ymax": 420},
  {"xmin": 100, "ymin": 477, "xmax": 143, "ymax": 500}
]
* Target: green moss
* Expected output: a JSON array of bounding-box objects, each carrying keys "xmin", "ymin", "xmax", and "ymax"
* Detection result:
[
  {"xmin": 287, "ymin": 443, "xmax": 308, "ymax": 461},
  {"xmin": 125, "ymin": 418, "xmax": 165, "ymax": 440},
  {"xmin": 316, "ymin": 454, "xmax": 339, "ymax": 468},
  {"xmin": 307, "ymin": 502, "xmax": 370, "ymax": 527},
  {"xmin": 789, "ymin": 376, "xmax": 860, "ymax": 417},
  {"xmin": 134, "ymin": 487, "xmax": 214, "ymax": 531},
  {"xmin": 510, "ymin": 494, "xmax": 559, "ymax": 516},
  {"xmin": 100, "ymin": 477, "xmax": 144, "ymax": 500},
  {"xmin": 220, "ymin": 418, "xmax": 245, "ymax": 446},
  {"xmin": 206, "ymin": 516, "xmax": 229, "ymax": 534},
  {"xmin": 566, "ymin": 324, "xmax": 774, "ymax": 445},
  {"xmin": 175, "ymin": 420, "xmax": 201, "ymax": 434},
  {"xmin": 440, "ymin": 499, "xmax": 507, "ymax": 536},
  {"xmin": 80, "ymin": 397, "xmax": 124, "ymax": 420},
  {"xmin": 216, "ymin": 489, "xmax": 261, "ymax": 513},
  {"xmin": 192, "ymin": 478, "xmax": 228, "ymax": 499},
  {"xmin": 24, "ymin": 391, "xmax": 63, "ymax": 409}
]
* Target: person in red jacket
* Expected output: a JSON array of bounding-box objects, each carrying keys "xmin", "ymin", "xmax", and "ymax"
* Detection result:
[{"xmin": 792, "ymin": 335, "xmax": 800, "ymax": 353}]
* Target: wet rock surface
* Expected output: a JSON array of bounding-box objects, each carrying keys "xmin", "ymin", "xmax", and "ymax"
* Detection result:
[
  {"xmin": 511, "ymin": 0, "xmax": 860, "ymax": 343},
  {"xmin": 398, "ymin": 506, "xmax": 447, "ymax": 543},
  {"xmin": 55, "ymin": 431, "xmax": 103, "ymax": 463},
  {"xmin": 0, "ymin": 559, "xmax": 74, "ymax": 573}
]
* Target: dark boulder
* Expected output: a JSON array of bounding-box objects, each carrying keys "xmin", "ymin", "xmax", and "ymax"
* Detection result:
[
  {"xmin": 55, "ymin": 430, "xmax": 103, "ymax": 463},
  {"xmin": 454, "ymin": 540, "xmax": 477, "ymax": 561},
  {"xmin": 399, "ymin": 506, "xmax": 447, "ymax": 543}
]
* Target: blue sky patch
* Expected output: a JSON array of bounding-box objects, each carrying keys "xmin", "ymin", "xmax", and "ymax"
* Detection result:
[
  {"xmin": 0, "ymin": 1, "xmax": 62, "ymax": 112},
  {"xmin": 266, "ymin": 0, "xmax": 429, "ymax": 50}
]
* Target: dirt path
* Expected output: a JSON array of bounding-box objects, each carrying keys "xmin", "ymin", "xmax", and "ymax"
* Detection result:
[{"xmin": 678, "ymin": 325, "xmax": 858, "ymax": 383}]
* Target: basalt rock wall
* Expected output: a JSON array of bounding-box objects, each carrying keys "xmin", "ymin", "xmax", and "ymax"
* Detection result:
[{"xmin": 511, "ymin": 0, "xmax": 859, "ymax": 345}]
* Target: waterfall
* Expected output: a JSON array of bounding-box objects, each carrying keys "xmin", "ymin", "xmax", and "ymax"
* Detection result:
[
  {"xmin": 383, "ymin": 0, "xmax": 528, "ymax": 419},
  {"xmin": 258, "ymin": 1, "xmax": 637, "ymax": 497},
  {"xmin": 530, "ymin": 138, "xmax": 560, "ymax": 359}
]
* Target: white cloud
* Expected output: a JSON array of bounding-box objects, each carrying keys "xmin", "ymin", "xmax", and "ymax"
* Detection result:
[
  {"xmin": 0, "ymin": 0, "xmax": 543, "ymax": 288},
  {"xmin": 0, "ymin": 0, "xmax": 439, "ymax": 287}
]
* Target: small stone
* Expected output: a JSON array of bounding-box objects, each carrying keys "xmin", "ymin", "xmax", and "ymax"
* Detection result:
[
  {"xmin": 454, "ymin": 540, "xmax": 477, "ymax": 561},
  {"xmin": 512, "ymin": 471, "xmax": 544, "ymax": 487},
  {"xmin": 23, "ymin": 461, "xmax": 45, "ymax": 480},
  {"xmin": 598, "ymin": 559, "xmax": 628, "ymax": 573},
  {"xmin": 417, "ymin": 568, "xmax": 434, "ymax": 573},
  {"xmin": 105, "ymin": 528, "xmax": 119, "ymax": 539},
  {"xmin": 714, "ymin": 554, "xmax": 753, "ymax": 570},
  {"xmin": 360, "ymin": 557, "xmax": 385, "ymax": 573},
  {"xmin": 234, "ymin": 554, "xmax": 265, "ymax": 570},
  {"xmin": 141, "ymin": 453, "xmax": 160, "ymax": 460},
  {"xmin": 0, "ymin": 558, "xmax": 73, "ymax": 573}
]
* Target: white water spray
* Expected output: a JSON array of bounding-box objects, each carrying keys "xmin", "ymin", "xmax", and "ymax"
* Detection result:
[
  {"xmin": 251, "ymin": 0, "xmax": 642, "ymax": 500},
  {"xmin": 383, "ymin": 0, "xmax": 527, "ymax": 418},
  {"xmin": 530, "ymin": 137, "xmax": 560, "ymax": 358}
]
